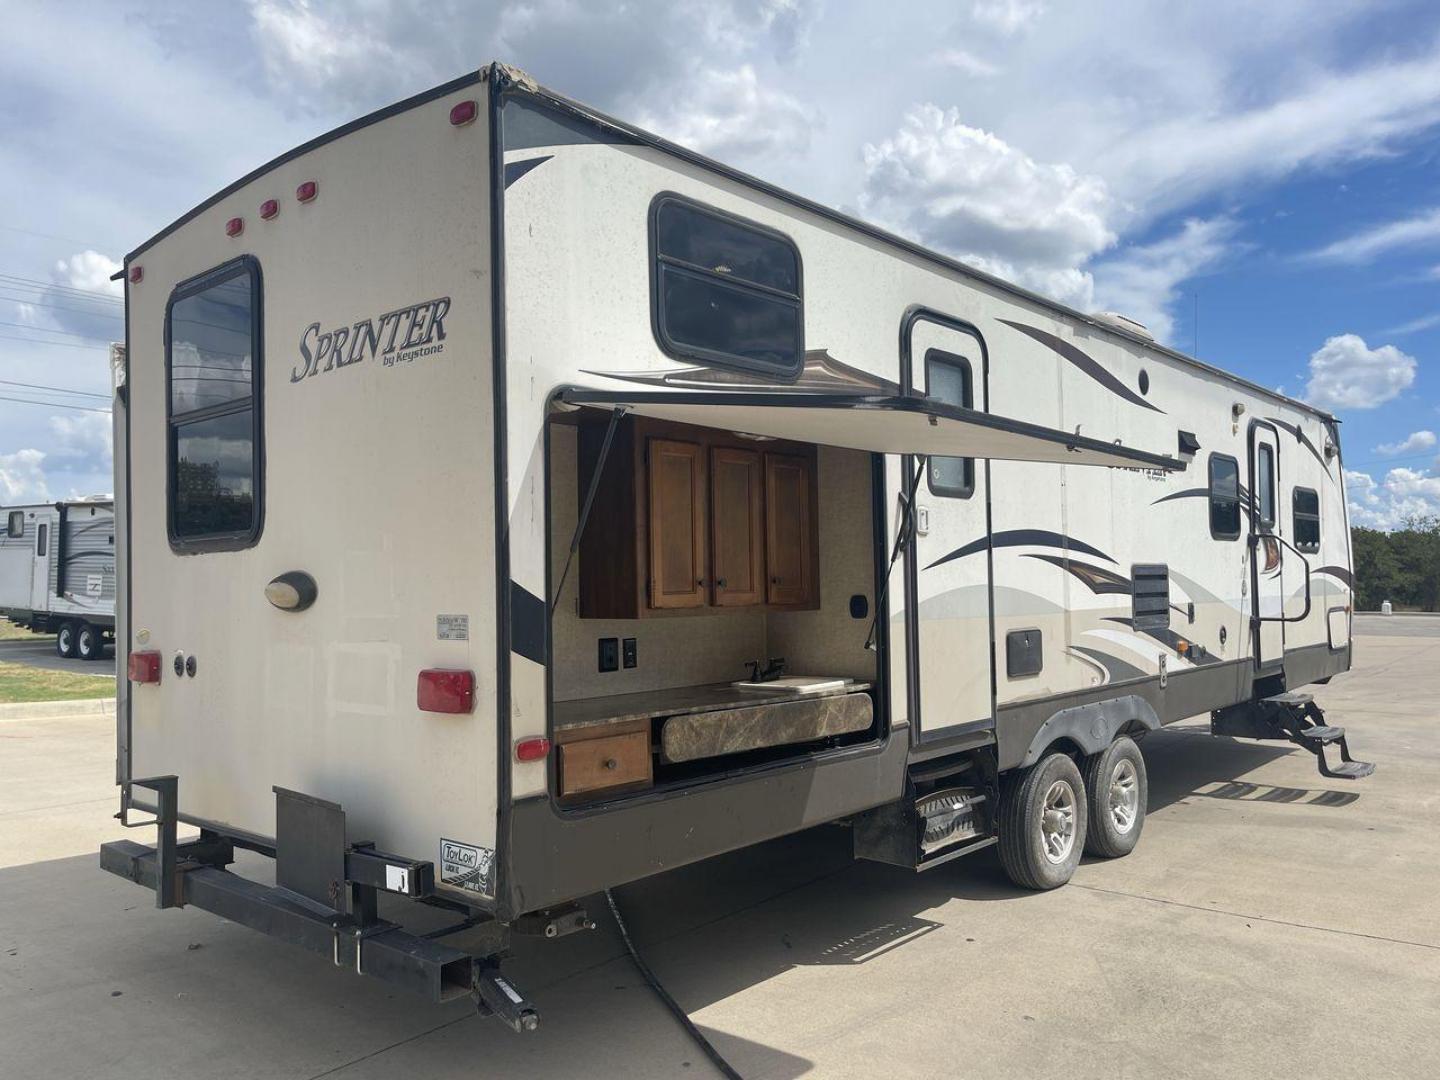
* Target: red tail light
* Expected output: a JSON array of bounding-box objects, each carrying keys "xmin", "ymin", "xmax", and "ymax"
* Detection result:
[
  {"xmin": 259, "ymin": 198, "xmax": 279, "ymax": 220},
  {"xmin": 225, "ymin": 217, "xmax": 244, "ymax": 237},
  {"xmin": 296, "ymin": 180, "xmax": 318, "ymax": 203},
  {"xmin": 449, "ymin": 99, "xmax": 477, "ymax": 126},
  {"xmin": 128, "ymin": 651, "xmax": 161, "ymax": 684},
  {"xmin": 515, "ymin": 737, "xmax": 551, "ymax": 762},
  {"xmin": 417, "ymin": 669, "xmax": 474, "ymax": 714},
  {"xmin": 128, "ymin": 265, "xmax": 143, "ymax": 284}
]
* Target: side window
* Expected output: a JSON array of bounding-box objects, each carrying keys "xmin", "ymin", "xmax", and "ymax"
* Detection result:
[
  {"xmin": 925, "ymin": 349, "xmax": 975, "ymax": 498},
  {"xmin": 166, "ymin": 257, "xmax": 262, "ymax": 549},
  {"xmin": 6, "ymin": 511, "xmax": 21, "ymax": 538},
  {"xmin": 36, "ymin": 523, "xmax": 47, "ymax": 557},
  {"xmin": 1256, "ymin": 443, "xmax": 1275, "ymax": 528},
  {"xmin": 651, "ymin": 195, "xmax": 803, "ymax": 378},
  {"xmin": 1208, "ymin": 454, "xmax": 1241, "ymax": 539},
  {"xmin": 1293, "ymin": 487, "xmax": 1320, "ymax": 553}
]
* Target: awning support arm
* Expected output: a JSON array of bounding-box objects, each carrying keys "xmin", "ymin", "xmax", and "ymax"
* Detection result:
[
  {"xmin": 552, "ymin": 406, "xmax": 628, "ymax": 614},
  {"xmin": 865, "ymin": 455, "xmax": 927, "ymax": 652}
]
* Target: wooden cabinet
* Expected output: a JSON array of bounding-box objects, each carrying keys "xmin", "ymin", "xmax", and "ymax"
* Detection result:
[
  {"xmin": 577, "ymin": 416, "xmax": 817, "ymax": 619},
  {"xmin": 710, "ymin": 446, "xmax": 765, "ymax": 607}
]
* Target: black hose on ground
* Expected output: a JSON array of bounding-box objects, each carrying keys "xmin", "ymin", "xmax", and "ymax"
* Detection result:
[{"xmin": 603, "ymin": 888, "xmax": 743, "ymax": 1080}]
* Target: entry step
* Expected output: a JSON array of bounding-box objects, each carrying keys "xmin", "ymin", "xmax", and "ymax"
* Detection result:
[
  {"xmin": 1323, "ymin": 759, "xmax": 1376, "ymax": 780},
  {"xmin": 1294, "ymin": 724, "xmax": 1345, "ymax": 744},
  {"xmin": 1263, "ymin": 691, "xmax": 1314, "ymax": 707}
]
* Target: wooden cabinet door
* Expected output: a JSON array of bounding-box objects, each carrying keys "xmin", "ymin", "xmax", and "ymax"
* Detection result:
[
  {"xmin": 765, "ymin": 452, "xmax": 815, "ymax": 607},
  {"xmin": 710, "ymin": 446, "xmax": 764, "ymax": 607},
  {"xmin": 647, "ymin": 438, "xmax": 707, "ymax": 609}
]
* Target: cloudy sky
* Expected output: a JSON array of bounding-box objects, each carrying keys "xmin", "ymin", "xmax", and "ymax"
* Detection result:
[{"xmin": 3, "ymin": 0, "xmax": 1440, "ymax": 527}]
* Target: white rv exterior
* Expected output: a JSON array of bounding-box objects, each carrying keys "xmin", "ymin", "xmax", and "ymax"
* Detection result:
[
  {"xmin": 0, "ymin": 497, "xmax": 116, "ymax": 659},
  {"xmin": 104, "ymin": 64, "xmax": 1358, "ymax": 1017}
]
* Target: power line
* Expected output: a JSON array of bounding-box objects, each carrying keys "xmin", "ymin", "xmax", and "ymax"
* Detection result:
[
  {"xmin": 0, "ymin": 273, "xmax": 123, "ymax": 305},
  {"xmin": 0, "ymin": 378, "xmax": 109, "ymax": 400},
  {"xmin": 0, "ymin": 332, "xmax": 105, "ymax": 352},
  {"xmin": 0, "ymin": 393, "xmax": 110, "ymax": 414},
  {"xmin": 0, "ymin": 318, "xmax": 114, "ymax": 343},
  {"xmin": 0, "ymin": 291, "xmax": 124, "ymax": 321}
]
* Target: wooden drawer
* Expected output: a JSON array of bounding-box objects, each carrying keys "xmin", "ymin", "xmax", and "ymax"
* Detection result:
[{"xmin": 558, "ymin": 729, "xmax": 652, "ymax": 799}]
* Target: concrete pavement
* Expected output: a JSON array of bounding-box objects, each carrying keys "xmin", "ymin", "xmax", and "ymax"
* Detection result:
[{"xmin": 1, "ymin": 628, "xmax": 1436, "ymax": 1078}]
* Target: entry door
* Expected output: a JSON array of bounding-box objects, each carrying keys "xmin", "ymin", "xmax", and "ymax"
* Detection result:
[
  {"xmin": 904, "ymin": 314, "xmax": 994, "ymax": 743},
  {"xmin": 1249, "ymin": 424, "xmax": 1285, "ymax": 670},
  {"xmin": 30, "ymin": 519, "xmax": 50, "ymax": 609}
]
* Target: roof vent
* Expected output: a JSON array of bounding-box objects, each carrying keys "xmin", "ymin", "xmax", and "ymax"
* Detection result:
[{"xmin": 1092, "ymin": 311, "xmax": 1154, "ymax": 341}]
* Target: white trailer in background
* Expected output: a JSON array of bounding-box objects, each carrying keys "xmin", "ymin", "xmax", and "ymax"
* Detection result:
[
  {"xmin": 101, "ymin": 63, "xmax": 1364, "ymax": 1031},
  {"xmin": 0, "ymin": 496, "xmax": 116, "ymax": 659}
]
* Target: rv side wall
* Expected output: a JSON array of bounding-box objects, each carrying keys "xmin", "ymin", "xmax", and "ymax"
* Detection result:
[{"xmin": 121, "ymin": 83, "xmax": 500, "ymax": 896}]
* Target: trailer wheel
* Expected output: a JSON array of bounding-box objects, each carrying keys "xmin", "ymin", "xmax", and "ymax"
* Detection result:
[
  {"xmin": 76, "ymin": 623, "xmax": 102, "ymax": 661},
  {"xmin": 997, "ymin": 751, "xmax": 1088, "ymax": 890},
  {"xmin": 1081, "ymin": 736, "xmax": 1147, "ymax": 858},
  {"xmin": 56, "ymin": 621, "xmax": 78, "ymax": 659}
]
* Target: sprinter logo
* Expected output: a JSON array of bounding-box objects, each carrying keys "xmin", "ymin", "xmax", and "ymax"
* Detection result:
[
  {"xmin": 291, "ymin": 296, "xmax": 451, "ymax": 383},
  {"xmin": 439, "ymin": 837, "xmax": 494, "ymax": 895}
]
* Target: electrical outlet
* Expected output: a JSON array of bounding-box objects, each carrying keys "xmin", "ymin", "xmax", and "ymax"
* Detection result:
[
  {"xmin": 598, "ymin": 637, "xmax": 619, "ymax": 673},
  {"xmin": 622, "ymin": 638, "xmax": 637, "ymax": 668}
]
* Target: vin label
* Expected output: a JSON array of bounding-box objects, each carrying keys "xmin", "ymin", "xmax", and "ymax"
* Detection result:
[
  {"xmin": 437, "ymin": 614, "xmax": 469, "ymax": 641},
  {"xmin": 440, "ymin": 838, "xmax": 494, "ymax": 895}
]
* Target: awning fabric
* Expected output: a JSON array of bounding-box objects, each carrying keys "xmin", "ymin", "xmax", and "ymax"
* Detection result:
[{"xmin": 558, "ymin": 389, "xmax": 1181, "ymax": 471}]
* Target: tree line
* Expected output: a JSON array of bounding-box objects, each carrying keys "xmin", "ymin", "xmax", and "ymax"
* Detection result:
[{"xmin": 1352, "ymin": 517, "xmax": 1440, "ymax": 611}]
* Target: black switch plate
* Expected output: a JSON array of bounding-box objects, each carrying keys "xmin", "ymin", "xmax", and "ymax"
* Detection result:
[
  {"xmin": 622, "ymin": 637, "xmax": 637, "ymax": 668},
  {"xmin": 598, "ymin": 637, "xmax": 619, "ymax": 673}
]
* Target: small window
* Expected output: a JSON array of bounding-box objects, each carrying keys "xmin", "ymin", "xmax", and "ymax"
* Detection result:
[
  {"xmin": 1209, "ymin": 454, "xmax": 1241, "ymax": 539},
  {"xmin": 6, "ymin": 511, "xmax": 21, "ymax": 538},
  {"xmin": 1256, "ymin": 443, "xmax": 1275, "ymax": 528},
  {"xmin": 166, "ymin": 257, "xmax": 262, "ymax": 549},
  {"xmin": 651, "ymin": 195, "xmax": 803, "ymax": 378},
  {"xmin": 1293, "ymin": 487, "xmax": 1320, "ymax": 553},
  {"xmin": 36, "ymin": 523, "xmax": 47, "ymax": 556},
  {"xmin": 1132, "ymin": 564, "xmax": 1170, "ymax": 631},
  {"xmin": 925, "ymin": 349, "xmax": 975, "ymax": 498}
]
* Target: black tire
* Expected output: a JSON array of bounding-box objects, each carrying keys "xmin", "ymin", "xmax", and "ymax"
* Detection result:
[
  {"xmin": 76, "ymin": 623, "xmax": 101, "ymax": 661},
  {"xmin": 56, "ymin": 621, "xmax": 78, "ymax": 659},
  {"xmin": 1081, "ymin": 736, "xmax": 1148, "ymax": 858},
  {"xmin": 998, "ymin": 751, "xmax": 1088, "ymax": 890}
]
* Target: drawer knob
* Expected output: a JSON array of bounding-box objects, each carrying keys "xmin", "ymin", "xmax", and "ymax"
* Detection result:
[{"xmin": 603, "ymin": 758, "xmax": 618, "ymax": 770}]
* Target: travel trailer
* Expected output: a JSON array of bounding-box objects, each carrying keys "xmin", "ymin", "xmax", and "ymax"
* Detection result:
[
  {"xmin": 101, "ymin": 63, "xmax": 1365, "ymax": 1029},
  {"xmin": 0, "ymin": 497, "xmax": 115, "ymax": 659}
]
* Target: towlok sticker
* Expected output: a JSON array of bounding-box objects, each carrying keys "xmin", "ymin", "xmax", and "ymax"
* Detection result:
[
  {"xmin": 440, "ymin": 838, "xmax": 494, "ymax": 895},
  {"xmin": 290, "ymin": 295, "xmax": 451, "ymax": 383}
]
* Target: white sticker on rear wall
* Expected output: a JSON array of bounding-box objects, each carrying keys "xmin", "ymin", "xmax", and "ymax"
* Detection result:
[
  {"xmin": 437, "ymin": 614, "xmax": 469, "ymax": 641},
  {"xmin": 440, "ymin": 838, "xmax": 494, "ymax": 895},
  {"xmin": 86, "ymin": 574, "xmax": 103, "ymax": 597}
]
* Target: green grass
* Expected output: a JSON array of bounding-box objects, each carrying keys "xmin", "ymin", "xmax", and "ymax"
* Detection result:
[
  {"xmin": 0, "ymin": 619, "xmax": 52, "ymax": 641},
  {"xmin": 0, "ymin": 660, "xmax": 113, "ymax": 704}
]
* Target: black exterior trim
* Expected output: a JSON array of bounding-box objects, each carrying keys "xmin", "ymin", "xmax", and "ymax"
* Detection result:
[
  {"xmin": 163, "ymin": 255, "xmax": 265, "ymax": 554},
  {"xmin": 509, "ymin": 580, "xmax": 546, "ymax": 665},
  {"xmin": 998, "ymin": 319, "xmax": 1164, "ymax": 414},
  {"xmin": 503, "ymin": 154, "xmax": 551, "ymax": 187}
]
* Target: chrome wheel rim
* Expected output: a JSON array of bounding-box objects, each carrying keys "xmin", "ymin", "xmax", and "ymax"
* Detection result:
[
  {"xmin": 1109, "ymin": 758, "xmax": 1139, "ymax": 834},
  {"xmin": 1040, "ymin": 779, "xmax": 1077, "ymax": 864}
]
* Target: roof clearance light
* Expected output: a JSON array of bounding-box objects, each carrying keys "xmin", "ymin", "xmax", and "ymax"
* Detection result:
[
  {"xmin": 260, "ymin": 198, "xmax": 280, "ymax": 220},
  {"xmin": 128, "ymin": 266, "xmax": 143, "ymax": 284},
  {"xmin": 418, "ymin": 669, "xmax": 475, "ymax": 714},
  {"xmin": 515, "ymin": 737, "xmax": 551, "ymax": 762},
  {"xmin": 128, "ymin": 650, "xmax": 162, "ymax": 684},
  {"xmin": 225, "ymin": 217, "xmax": 244, "ymax": 238},
  {"xmin": 449, "ymin": 99, "xmax": 478, "ymax": 126},
  {"xmin": 296, "ymin": 180, "xmax": 318, "ymax": 203}
]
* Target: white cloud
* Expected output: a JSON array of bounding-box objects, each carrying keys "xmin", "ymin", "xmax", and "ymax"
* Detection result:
[
  {"xmin": 928, "ymin": 48, "xmax": 1001, "ymax": 77},
  {"xmin": 633, "ymin": 65, "xmax": 818, "ymax": 160},
  {"xmin": 971, "ymin": 0, "xmax": 1045, "ymax": 35},
  {"xmin": 1302, "ymin": 334, "xmax": 1416, "ymax": 412},
  {"xmin": 858, "ymin": 104, "xmax": 1114, "ymax": 308},
  {"xmin": 1090, "ymin": 216, "xmax": 1236, "ymax": 343},
  {"xmin": 1307, "ymin": 207, "xmax": 1440, "ymax": 264},
  {"xmin": 1374, "ymin": 430, "xmax": 1437, "ymax": 456},
  {"xmin": 49, "ymin": 413, "xmax": 114, "ymax": 473},
  {"xmin": 55, "ymin": 250, "xmax": 123, "ymax": 298},
  {"xmin": 0, "ymin": 449, "xmax": 49, "ymax": 504},
  {"xmin": 1382, "ymin": 312, "xmax": 1440, "ymax": 336},
  {"xmin": 1347, "ymin": 466, "xmax": 1440, "ymax": 530}
]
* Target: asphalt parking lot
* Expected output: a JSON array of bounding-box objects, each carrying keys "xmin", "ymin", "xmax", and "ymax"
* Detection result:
[
  {"xmin": 2, "ymin": 622, "xmax": 1437, "ymax": 1079},
  {"xmin": 0, "ymin": 634, "xmax": 115, "ymax": 676}
]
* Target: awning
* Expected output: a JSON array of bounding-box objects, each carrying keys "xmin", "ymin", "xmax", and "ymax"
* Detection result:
[{"xmin": 558, "ymin": 389, "xmax": 1181, "ymax": 471}]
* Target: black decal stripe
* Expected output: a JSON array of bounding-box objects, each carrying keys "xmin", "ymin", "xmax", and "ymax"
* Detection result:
[
  {"xmin": 1101, "ymin": 616, "xmax": 1221, "ymax": 665},
  {"xmin": 1021, "ymin": 553, "xmax": 1131, "ymax": 594},
  {"xmin": 1070, "ymin": 646, "xmax": 1149, "ymax": 683},
  {"xmin": 999, "ymin": 319, "xmax": 1164, "ymax": 414},
  {"xmin": 925, "ymin": 528, "xmax": 1116, "ymax": 570},
  {"xmin": 510, "ymin": 580, "xmax": 546, "ymax": 665},
  {"xmin": 503, "ymin": 154, "xmax": 551, "ymax": 187},
  {"xmin": 1152, "ymin": 488, "xmax": 1208, "ymax": 505},
  {"xmin": 1267, "ymin": 416, "xmax": 1332, "ymax": 477},
  {"xmin": 1312, "ymin": 565, "xmax": 1353, "ymax": 588}
]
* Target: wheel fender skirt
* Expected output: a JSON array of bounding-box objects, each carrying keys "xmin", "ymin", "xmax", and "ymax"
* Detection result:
[{"xmin": 1018, "ymin": 695, "xmax": 1161, "ymax": 767}]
